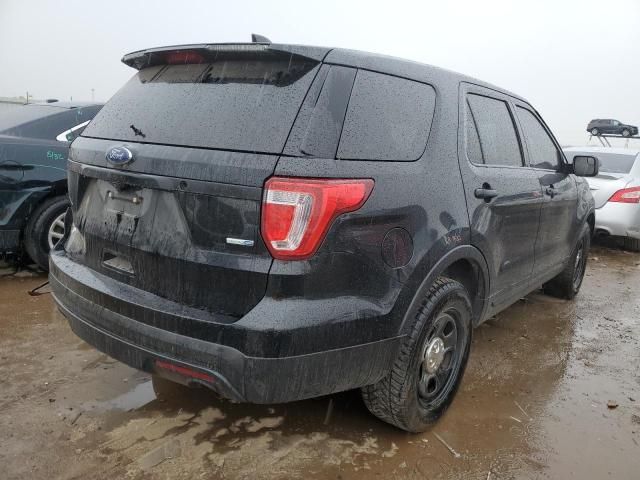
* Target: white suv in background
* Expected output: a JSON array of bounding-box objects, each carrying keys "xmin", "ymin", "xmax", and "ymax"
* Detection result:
[{"xmin": 564, "ymin": 147, "xmax": 640, "ymax": 251}]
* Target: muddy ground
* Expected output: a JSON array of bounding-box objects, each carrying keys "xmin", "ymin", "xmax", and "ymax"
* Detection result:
[{"xmin": 1, "ymin": 245, "xmax": 639, "ymax": 480}]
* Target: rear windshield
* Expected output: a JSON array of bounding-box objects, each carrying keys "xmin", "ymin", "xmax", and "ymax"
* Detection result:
[
  {"xmin": 0, "ymin": 105, "xmax": 63, "ymax": 132},
  {"xmin": 83, "ymin": 57, "xmax": 320, "ymax": 153},
  {"xmin": 593, "ymin": 152, "xmax": 637, "ymax": 174}
]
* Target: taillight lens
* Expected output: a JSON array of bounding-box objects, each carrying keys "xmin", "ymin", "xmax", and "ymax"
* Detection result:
[
  {"xmin": 609, "ymin": 186, "xmax": 640, "ymax": 204},
  {"xmin": 164, "ymin": 50, "xmax": 204, "ymax": 64},
  {"xmin": 262, "ymin": 177, "xmax": 374, "ymax": 260}
]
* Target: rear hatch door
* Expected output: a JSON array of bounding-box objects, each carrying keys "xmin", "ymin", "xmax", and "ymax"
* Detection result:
[{"xmin": 67, "ymin": 45, "xmax": 326, "ymax": 319}]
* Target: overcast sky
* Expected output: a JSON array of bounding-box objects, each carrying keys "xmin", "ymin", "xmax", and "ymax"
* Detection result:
[{"xmin": 1, "ymin": 0, "xmax": 638, "ymax": 145}]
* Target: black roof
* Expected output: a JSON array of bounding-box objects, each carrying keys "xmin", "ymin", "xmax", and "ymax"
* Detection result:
[{"xmin": 121, "ymin": 43, "xmax": 527, "ymax": 104}]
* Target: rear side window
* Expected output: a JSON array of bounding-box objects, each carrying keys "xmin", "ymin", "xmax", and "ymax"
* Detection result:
[
  {"xmin": 336, "ymin": 71, "xmax": 435, "ymax": 161},
  {"xmin": 299, "ymin": 66, "xmax": 356, "ymax": 159},
  {"xmin": 83, "ymin": 57, "xmax": 320, "ymax": 154},
  {"xmin": 516, "ymin": 107, "xmax": 562, "ymax": 170},
  {"xmin": 466, "ymin": 94, "xmax": 523, "ymax": 167}
]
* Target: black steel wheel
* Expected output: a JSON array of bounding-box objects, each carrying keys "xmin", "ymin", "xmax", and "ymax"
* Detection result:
[
  {"xmin": 572, "ymin": 237, "xmax": 587, "ymax": 292},
  {"xmin": 543, "ymin": 225, "xmax": 590, "ymax": 300},
  {"xmin": 362, "ymin": 277, "xmax": 472, "ymax": 432},
  {"xmin": 417, "ymin": 308, "xmax": 467, "ymax": 410}
]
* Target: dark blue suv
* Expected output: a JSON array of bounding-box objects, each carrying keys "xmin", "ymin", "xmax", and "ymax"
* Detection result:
[{"xmin": 0, "ymin": 102, "xmax": 102, "ymax": 268}]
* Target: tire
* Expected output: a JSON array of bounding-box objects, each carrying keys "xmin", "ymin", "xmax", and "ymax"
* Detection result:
[
  {"xmin": 591, "ymin": 128, "xmax": 599, "ymax": 136},
  {"xmin": 620, "ymin": 237, "xmax": 640, "ymax": 252},
  {"xmin": 361, "ymin": 277, "xmax": 472, "ymax": 432},
  {"xmin": 622, "ymin": 129, "xmax": 631, "ymax": 137},
  {"xmin": 543, "ymin": 226, "xmax": 590, "ymax": 300},
  {"xmin": 23, "ymin": 195, "xmax": 70, "ymax": 271}
]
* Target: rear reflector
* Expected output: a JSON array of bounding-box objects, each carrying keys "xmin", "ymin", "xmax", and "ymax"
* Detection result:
[
  {"xmin": 609, "ymin": 186, "xmax": 640, "ymax": 204},
  {"xmin": 155, "ymin": 360, "xmax": 214, "ymax": 383},
  {"xmin": 262, "ymin": 177, "xmax": 374, "ymax": 260}
]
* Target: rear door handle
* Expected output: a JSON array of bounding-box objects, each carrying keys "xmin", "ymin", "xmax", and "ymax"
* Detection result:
[{"xmin": 474, "ymin": 187, "xmax": 498, "ymax": 201}]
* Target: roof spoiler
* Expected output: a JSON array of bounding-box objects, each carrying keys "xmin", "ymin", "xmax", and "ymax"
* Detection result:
[
  {"xmin": 251, "ymin": 33, "xmax": 271, "ymax": 43},
  {"xmin": 121, "ymin": 35, "xmax": 328, "ymax": 70}
]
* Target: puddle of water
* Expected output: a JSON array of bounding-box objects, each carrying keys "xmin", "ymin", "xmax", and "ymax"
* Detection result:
[
  {"xmin": 2, "ymin": 246, "xmax": 639, "ymax": 479},
  {"xmin": 85, "ymin": 380, "xmax": 157, "ymax": 412}
]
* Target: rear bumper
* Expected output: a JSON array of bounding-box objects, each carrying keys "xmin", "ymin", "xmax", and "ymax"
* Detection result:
[
  {"xmin": 50, "ymin": 251, "xmax": 402, "ymax": 403},
  {"xmin": 595, "ymin": 202, "xmax": 640, "ymax": 239}
]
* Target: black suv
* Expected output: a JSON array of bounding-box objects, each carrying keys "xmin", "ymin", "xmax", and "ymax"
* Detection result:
[
  {"xmin": 50, "ymin": 42, "xmax": 598, "ymax": 432},
  {"xmin": 587, "ymin": 119, "xmax": 638, "ymax": 137}
]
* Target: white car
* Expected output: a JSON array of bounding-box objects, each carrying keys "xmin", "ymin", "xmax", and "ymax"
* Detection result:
[{"xmin": 564, "ymin": 147, "xmax": 640, "ymax": 251}]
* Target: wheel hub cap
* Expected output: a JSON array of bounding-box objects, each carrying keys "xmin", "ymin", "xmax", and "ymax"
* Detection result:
[
  {"xmin": 424, "ymin": 337, "xmax": 445, "ymax": 373},
  {"xmin": 47, "ymin": 213, "xmax": 66, "ymax": 250}
]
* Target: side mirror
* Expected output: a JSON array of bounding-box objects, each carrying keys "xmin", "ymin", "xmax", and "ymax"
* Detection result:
[{"xmin": 573, "ymin": 155, "xmax": 599, "ymax": 177}]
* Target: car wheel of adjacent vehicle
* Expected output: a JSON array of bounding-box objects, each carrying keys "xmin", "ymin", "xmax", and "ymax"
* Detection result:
[
  {"xmin": 622, "ymin": 129, "xmax": 631, "ymax": 137},
  {"xmin": 590, "ymin": 128, "xmax": 599, "ymax": 136},
  {"xmin": 543, "ymin": 226, "xmax": 590, "ymax": 300},
  {"xmin": 361, "ymin": 277, "xmax": 472, "ymax": 432},
  {"xmin": 23, "ymin": 195, "xmax": 70, "ymax": 271},
  {"xmin": 619, "ymin": 237, "xmax": 640, "ymax": 252}
]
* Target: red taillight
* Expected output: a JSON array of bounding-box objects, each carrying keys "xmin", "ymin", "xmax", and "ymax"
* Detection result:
[
  {"xmin": 261, "ymin": 177, "xmax": 374, "ymax": 260},
  {"xmin": 609, "ymin": 186, "xmax": 640, "ymax": 204},
  {"xmin": 164, "ymin": 50, "xmax": 204, "ymax": 65}
]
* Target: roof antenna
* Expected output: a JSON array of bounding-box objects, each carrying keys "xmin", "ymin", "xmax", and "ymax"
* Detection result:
[{"xmin": 251, "ymin": 33, "xmax": 271, "ymax": 43}]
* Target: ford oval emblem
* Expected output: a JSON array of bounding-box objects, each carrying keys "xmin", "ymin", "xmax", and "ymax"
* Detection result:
[{"xmin": 106, "ymin": 146, "xmax": 134, "ymax": 166}]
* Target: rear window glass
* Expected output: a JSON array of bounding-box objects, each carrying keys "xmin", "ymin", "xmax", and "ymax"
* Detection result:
[
  {"xmin": 300, "ymin": 66, "xmax": 356, "ymax": 159},
  {"xmin": 83, "ymin": 58, "xmax": 319, "ymax": 154},
  {"xmin": 336, "ymin": 71, "xmax": 435, "ymax": 161},
  {"xmin": 0, "ymin": 106, "xmax": 96, "ymax": 140},
  {"xmin": 592, "ymin": 152, "xmax": 637, "ymax": 174},
  {"xmin": 0, "ymin": 105, "xmax": 61, "ymax": 132}
]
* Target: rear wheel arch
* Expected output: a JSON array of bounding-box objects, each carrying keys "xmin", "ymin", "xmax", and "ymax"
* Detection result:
[
  {"xmin": 21, "ymin": 180, "xmax": 68, "ymax": 231},
  {"xmin": 399, "ymin": 245, "xmax": 490, "ymax": 334}
]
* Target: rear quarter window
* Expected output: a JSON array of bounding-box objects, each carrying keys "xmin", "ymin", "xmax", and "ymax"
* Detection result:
[{"xmin": 336, "ymin": 70, "xmax": 436, "ymax": 161}]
